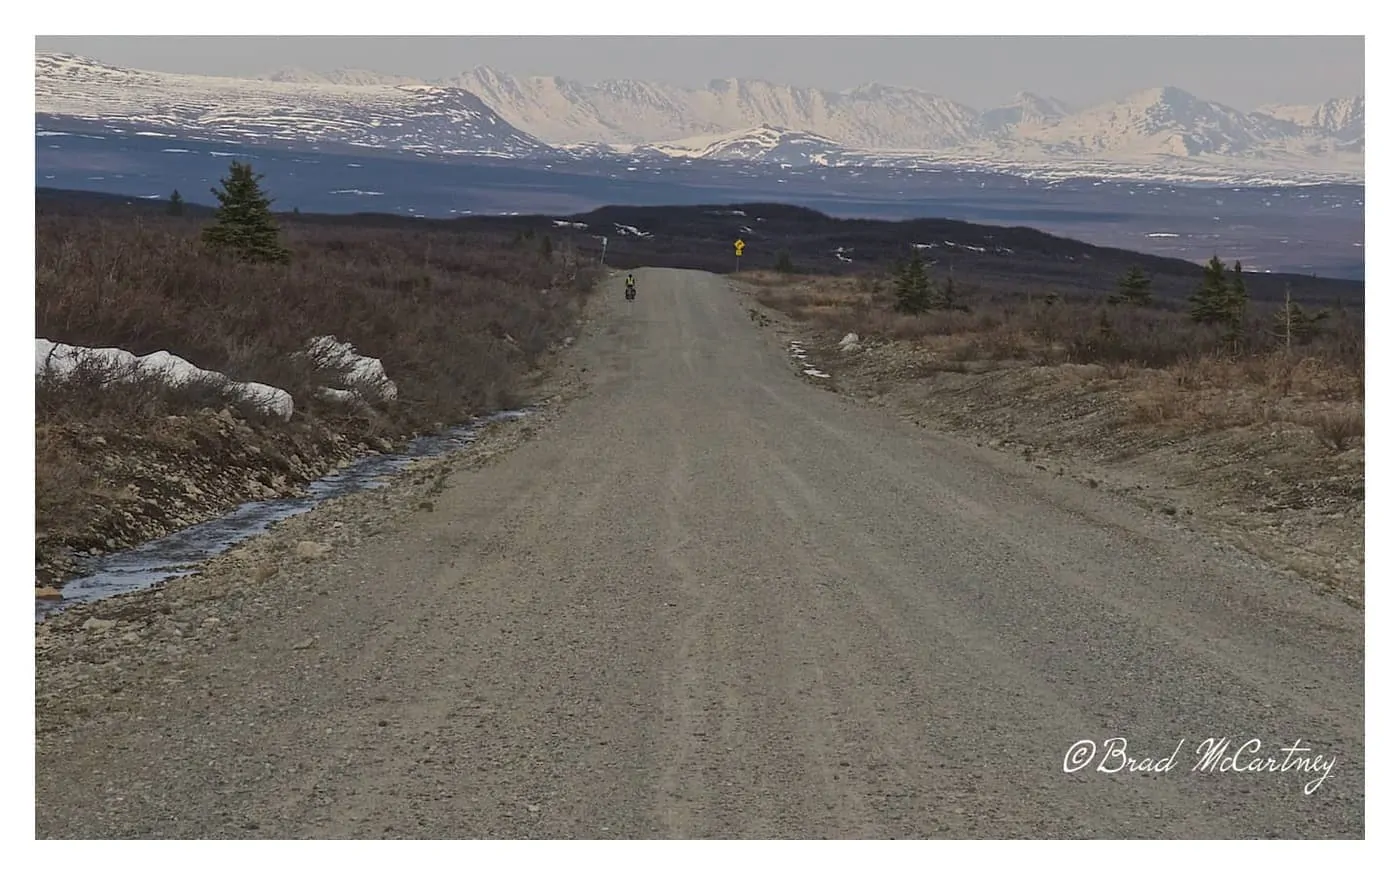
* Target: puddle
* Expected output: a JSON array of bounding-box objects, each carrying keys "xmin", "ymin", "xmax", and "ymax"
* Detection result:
[{"xmin": 35, "ymin": 408, "xmax": 532, "ymax": 622}]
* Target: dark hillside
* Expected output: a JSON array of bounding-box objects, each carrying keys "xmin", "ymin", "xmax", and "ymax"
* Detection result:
[{"xmin": 36, "ymin": 187, "xmax": 1363, "ymax": 308}]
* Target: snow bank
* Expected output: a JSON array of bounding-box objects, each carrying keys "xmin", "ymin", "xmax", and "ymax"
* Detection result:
[
  {"xmin": 35, "ymin": 339, "xmax": 294, "ymax": 420},
  {"xmin": 36, "ymin": 334, "xmax": 400, "ymax": 418},
  {"xmin": 303, "ymin": 335, "xmax": 398, "ymax": 402}
]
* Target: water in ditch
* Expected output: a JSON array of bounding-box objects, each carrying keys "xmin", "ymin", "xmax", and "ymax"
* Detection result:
[{"xmin": 35, "ymin": 409, "xmax": 532, "ymax": 622}]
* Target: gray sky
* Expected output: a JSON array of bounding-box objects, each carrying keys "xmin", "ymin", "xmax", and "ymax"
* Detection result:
[{"xmin": 34, "ymin": 36, "xmax": 1363, "ymax": 110}]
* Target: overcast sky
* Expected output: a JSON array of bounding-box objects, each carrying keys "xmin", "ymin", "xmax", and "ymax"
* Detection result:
[{"xmin": 35, "ymin": 36, "xmax": 1363, "ymax": 110}]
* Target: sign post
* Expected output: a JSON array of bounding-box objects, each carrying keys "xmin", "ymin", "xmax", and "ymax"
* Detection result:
[
  {"xmin": 734, "ymin": 238, "xmax": 745, "ymax": 273},
  {"xmin": 600, "ymin": 236, "xmax": 609, "ymax": 266}
]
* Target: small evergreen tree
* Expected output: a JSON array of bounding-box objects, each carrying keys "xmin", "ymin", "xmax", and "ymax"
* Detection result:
[
  {"xmin": 1223, "ymin": 260, "xmax": 1250, "ymax": 346},
  {"xmin": 775, "ymin": 250, "xmax": 795, "ymax": 273},
  {"xmin": 893, "ymin": 256, "xmax": 932, "ymax": 314},
  {"xmin": 931, "ymin": 273, "xmax": 957, "ymax": 310},
  {"xmin": 201, "ymin": 161, "xmax": 289, "ymax": 264},
  {"xmin": 540, "ymin": 234, "xmax": 554, "ymax": 259},
  {"xmin": 1109, "ymin": 265, "xmax": 1152, "ymax": 306},
  {"xmin": 167, "ymin": 189, "xmax": 184, "ymax": 216},
  {"xmin": 1227, "ymin": 259, "xmax": 1249, "ymax": 307},
  {"xmin": 1188, "ymin": 255, "xmax": 1233, "ymax": 325},
  {"xmin": 1272, "ymin": 285, "xmax": 1329, "ymax": 348}
]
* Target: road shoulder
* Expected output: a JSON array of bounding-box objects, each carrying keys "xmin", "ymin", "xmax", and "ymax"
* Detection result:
[
  {"xmin": 733, "ymin": 278, "xmax": 1363, "ymax": 610},
  {"xmin": 35, "ymin": 288, "xmax": 608, "ymax": 698}
]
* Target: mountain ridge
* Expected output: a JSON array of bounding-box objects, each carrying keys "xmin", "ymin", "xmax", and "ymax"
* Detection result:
[
  {"xmin": 442, "ymin": 64, "xmax": 1362, "ymax": 159},
  {"xmin": 35, "ymin": 52, "xmax": 555, "ymax": 160},
  {"xmin": 34, "ymin": 52, "xmax": 1363, "ymax": 183}
]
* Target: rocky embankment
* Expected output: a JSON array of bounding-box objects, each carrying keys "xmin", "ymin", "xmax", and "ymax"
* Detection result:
[{"xmin": 35, "ymin": 406, "xmax": 400, "ymax": 595}]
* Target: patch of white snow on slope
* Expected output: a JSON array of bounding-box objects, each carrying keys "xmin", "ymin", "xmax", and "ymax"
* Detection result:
[
  {"xmin": 302, "ymin": 335, "xmax": 398, "ymax": 402},
  {"xmin": 35, "ymin": 339, "xmax": 294, "ymax": 419}
]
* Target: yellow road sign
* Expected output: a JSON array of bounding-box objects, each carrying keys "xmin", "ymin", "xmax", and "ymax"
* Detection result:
[{"xmin": 734, "ymin": 239, "xmax": 746, "ymax": 256}]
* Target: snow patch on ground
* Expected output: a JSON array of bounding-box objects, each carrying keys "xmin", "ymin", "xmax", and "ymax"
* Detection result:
[
  {"xmin": 35, "ymin": 339, "xmax": 294, "ymax": 420},
  {"xmin": 613, "ymin": 223, "xmax": 652, "ymax": 238},
  {"xmin": 302, "ymin": 335, "xmax": 398, "ymax": 402},
  {"xmin": 36, "ymin": 334, "xmax": 401, "ymax": 418},
  {"xmin": 787, "ymin": 339, "xmax": 812, "ymax": 364}
]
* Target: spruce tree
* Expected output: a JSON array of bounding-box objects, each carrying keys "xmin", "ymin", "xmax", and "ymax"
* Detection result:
[
  {"xmin": 893, "ymin": 256, "xmax": 932, "ymax": 314},
  {"xmin": 775, "ymin": 251, "xmax": 795, "ymax": 273},
  {"xmin": 167, "ymin": 189, "xmax": 184, "ymax": 216},
  {"xmin": 1223, "ymin": 260, "xmax": 1250, "ymax": 345},
  {"xmin": 1272, "ymin": 289, "xmax": 1329, "ymax": 348},
  {"xmin": 202, "ymin": 161, "xmax": 290, "ymax": 264},
  {"xmin": 1188, "ymin": 255, "xmax": 1232, "ymax": 325},
  {"xmin": 1110, "ymin": 265, "xmax": 1152, "ymax": 306},
  {"xmin": 931, "ymin": 273, "xmax": 957, "ymax": 310}
]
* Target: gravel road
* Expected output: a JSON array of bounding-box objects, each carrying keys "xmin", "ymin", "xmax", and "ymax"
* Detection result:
[{"xmin": 35, "ymin": 268, "xmax": 1364, "ymax": 839}]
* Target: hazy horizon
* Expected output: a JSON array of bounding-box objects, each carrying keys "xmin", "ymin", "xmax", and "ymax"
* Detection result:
[{"xmin": 35, "ymin": 36, "xmax": 1364, "ymax": 111}]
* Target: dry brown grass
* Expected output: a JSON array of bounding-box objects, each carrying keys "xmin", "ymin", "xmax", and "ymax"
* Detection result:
[
  {"xmin": 748, "ymin": 271, "xmax": 1365, "ymax": 597},
  {"xmin": 754, "ymin": 271, "xmax": 1364, "ymax": 420},
  {"xmin": 35, "ymin": 209, "xmax": 600, "ymax": 583},
  {"xmin": 1309, "ymin": 409, "xmax": 1366, "ymax": 453},
  {"xmin": 37, "ymin": 212, "xmax": 598, "ymax": 426}
]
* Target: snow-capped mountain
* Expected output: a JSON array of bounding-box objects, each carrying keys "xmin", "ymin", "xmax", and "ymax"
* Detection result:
[
  {"xmin": 34, "ymin": 53, "xmax": 557, "ymax": 159},
  {"xmin": 638, "ymin": 125, "xmax": 849, "ymax": 164},
  {"xmin": 258, "ymin": 66, "xmax": 424, "ymax": 88},
  {"xmin": 450, "ymin": 67, "xmax": 985, "ymax": 150},
  {"xmin": 33, "ymin": 51, "xmax": 1363, "ymax": 183},
  {"xmin": 1256, "ymin": 96, "xmax": 1365, "ymax": 149},
  {"xmin": 979, "ymin": 91, "xmax": 1073, "ymax": 134},
  {"xmin": 1005, "ymin": 86, "xmax": 1285, "ymax": 158},
  {"xmin": 446, "ymin": 66, "xmax": 1359, "ymax": 173}
]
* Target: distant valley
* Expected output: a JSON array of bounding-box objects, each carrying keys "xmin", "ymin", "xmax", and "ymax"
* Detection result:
[
  {"xmin": 33, "ymin": 52, "xmax": 1365, "ymax": 280},
  {"xmin": 35, "ymin": 126, "xmax": 1364, "ymax": 280}
]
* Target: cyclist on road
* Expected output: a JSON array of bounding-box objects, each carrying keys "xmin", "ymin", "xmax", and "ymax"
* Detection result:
[{"xmin": 625, "ymin": 273, "xmax": 637, "ymax": 299}]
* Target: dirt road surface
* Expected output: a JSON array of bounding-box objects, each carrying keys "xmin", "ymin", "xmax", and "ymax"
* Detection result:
[{"xmin": 35, "ymin": 269, "xmax": 1364, "ymax": 839}]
